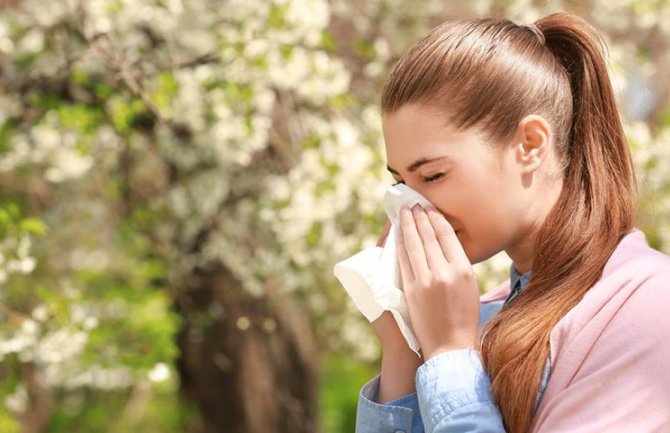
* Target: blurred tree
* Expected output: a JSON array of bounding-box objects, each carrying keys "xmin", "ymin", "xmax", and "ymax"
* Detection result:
[{"xmin": 0, "ymin": 1, "xmax": 366, "ymax": 432}]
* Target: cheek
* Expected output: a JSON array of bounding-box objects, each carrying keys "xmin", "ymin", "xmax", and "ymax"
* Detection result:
[
  {"xmin": 435, "ymin": 186, "xmax": 512, "ymax": 262},
  {"xmin": 422, "ymin": 159, "xmax": 516, "ymax": 260},
  {"xmin": 422, "ymin": 174, "xmax": 512, "ymax": 231}
]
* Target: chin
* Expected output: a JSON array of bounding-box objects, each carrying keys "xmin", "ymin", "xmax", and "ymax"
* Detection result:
[
  {"xmin": 459, "ymin": 236, "xmax": 498, "ymax": 265},
  {"xmin": 457, "ymin": 236, "xmax": 478, "ymax": 264}
]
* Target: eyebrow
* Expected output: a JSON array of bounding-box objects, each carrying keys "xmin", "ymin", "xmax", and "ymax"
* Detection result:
[{"xmin": 386, "ymin": 156, "xmax": 450, "ymax": 175}]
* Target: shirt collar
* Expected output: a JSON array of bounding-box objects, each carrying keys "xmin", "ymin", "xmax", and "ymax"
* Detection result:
[{"xmin": 510, "ymin": 264, "xmax": 532, "ymax": 290}]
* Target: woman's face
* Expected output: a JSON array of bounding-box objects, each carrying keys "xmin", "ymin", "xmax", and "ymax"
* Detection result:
[{"xmin": 383, "ymin": 103, "xmax": 541, "ymax": 265}]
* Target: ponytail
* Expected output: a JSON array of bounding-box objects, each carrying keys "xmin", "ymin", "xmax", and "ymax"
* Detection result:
[{"xmin": 480, "ymin": 12, "xmax": 636, "ymax": 433}]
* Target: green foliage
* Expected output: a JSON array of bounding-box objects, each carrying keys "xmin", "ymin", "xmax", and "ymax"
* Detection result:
[
  {"xmin": 320, "ymin": 353, "xmax": 377, "ymax": 433},
  {"xmin": 109, "ymin": 97, "xmax": 148, "ymax": 134},
  {"xmin": 0, "ymin": 409, "xmax": 20, "ymax": 433}
]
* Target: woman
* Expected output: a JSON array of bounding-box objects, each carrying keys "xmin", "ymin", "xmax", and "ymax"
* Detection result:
[{"xmin": 355, "ymin": 11, "xmax": 670, "ymax": 433}]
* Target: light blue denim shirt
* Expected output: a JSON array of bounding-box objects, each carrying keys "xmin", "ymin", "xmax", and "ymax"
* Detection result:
[{"xmin": 355, "ymin": 266, "xmax": 551, "ymax": 433}]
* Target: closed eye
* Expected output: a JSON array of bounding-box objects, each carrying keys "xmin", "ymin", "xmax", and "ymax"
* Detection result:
[
  {"xmin": 423, "ymin": 173, "xmax": 444, "ymax": 183},
  {"xmin": 392, "ymin": 173, "xmax": 445, "ymax": 186}
]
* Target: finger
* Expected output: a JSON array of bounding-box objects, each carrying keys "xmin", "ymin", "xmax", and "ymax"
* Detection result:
[
  {"xmin": 412, "ymin": 206, "xmax": 448, "ymax": 271},
  {"xmin": 376, "ymin": 218, "xmax": 392, "ymax": 247},
  {"xmin": 400, "ymin": 205, "xmax": 429, "ymax": 280},
  {"xmin": 426, "ymin": 206, "xmax": 470, "ymax": 267},
  {"xmin": 395, "ymin": 222, "xmax": 414, "ymax": 286}
]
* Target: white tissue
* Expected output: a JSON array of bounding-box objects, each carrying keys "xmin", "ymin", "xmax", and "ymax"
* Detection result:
[{"xmin": 333, "ymin": 183, "xmax": 433, "ymax": 356}]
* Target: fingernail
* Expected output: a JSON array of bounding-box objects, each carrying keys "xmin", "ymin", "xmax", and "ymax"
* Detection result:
[
  {"xmin": 426, "ymin": 205, "xmax": 435, "ymax": 213},
  {"xmin": 411, "ymin": 204, "xmax": 421, "ymax": 213}
]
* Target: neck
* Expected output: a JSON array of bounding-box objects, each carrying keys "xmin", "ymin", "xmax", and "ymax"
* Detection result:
[
  {"xmin": 506, "ymin": 239, "xmax": 535, "ymax": 274},
  {"xmin": 506, "ymin": 180, "xmax": 563, "ymax": 274}
]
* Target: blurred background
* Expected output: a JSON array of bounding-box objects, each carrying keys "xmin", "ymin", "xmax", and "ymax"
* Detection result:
[{"xmin": 0, "ymin": 0, "xmax": 669, "ymax": 432}]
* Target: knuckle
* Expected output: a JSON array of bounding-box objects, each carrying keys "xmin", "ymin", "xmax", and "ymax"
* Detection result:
[
  {"xmin": 440, "ymin": 222, "xmax": 455, "ymax": 234},
  {"xmin": 414, "ymin": 217, "xmax": 429, "ymax": 233},
  {"xmin": 417, "ymin": 276, "xmax": 432, "ymax": 289},
  {"xmin": 435, "ymin": 226, "xmax": 452, "ymax": 239},
  {"xmin": 433, "ymin": 276, "xmax": 449, "ymax": 290},
  {"xmin": 435, "ymin": 272, "xmax": 453, "ymax": 287},
  {"xmin": 415, "ymin": 210, "xmax": 428, "ymax": 222},
  {"xmin": 456, "ymin": 266, "xmax": 475, "ymax": 281},
  {"xmin": 405, "ymin": 237, "xmax": 419, "ymax": 249},
  {"xmin": 400, "ymin": 219, "xmax": 414, "ymax": 233},
  {"xmin": 405, "ymin": 283, "xmax": 420, "ymax": 299},
  {"xmin": 431, "ymin": 267, "xmax": 447, "ymax": 281}
]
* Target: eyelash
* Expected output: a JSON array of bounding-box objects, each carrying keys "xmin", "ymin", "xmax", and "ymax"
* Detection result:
[{"xmin": 392, "ymin": 173, "xmax": 445, "ymax": 186}]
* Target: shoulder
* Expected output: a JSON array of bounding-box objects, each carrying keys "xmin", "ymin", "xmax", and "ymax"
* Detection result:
[
  {"xmin": 539, "ymin": 234, "xmax": 670, "ymax": 429},
  {"xmin": 600, "ymin": 231, "xmax": 670, "ymax": 318},
  {"xmin": 549, "ymin": 229, "xmax": 670, "ymax": 372},
  {"xmin": 565, "ymin": 259, "xmax": 670, "ymax": 402},
  {"xmin": 601, "ymin": 228, "xmax": 670, "ymax": 280},
  {"xmin": 590, "ymin": 228, "xmax": 670, "ymax": 313},
  {"xmin": 605, "ymin": 242, "xmax": 670, "ymax": 333},
  {"xmin": 583, "ymin": 229, "xmax": 670, "ymax": 328}
]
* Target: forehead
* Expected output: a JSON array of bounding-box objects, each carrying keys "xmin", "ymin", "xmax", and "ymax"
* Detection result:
[
  {"xmin": 383, "ymin": 104, "xmax": 454, "ymax": 143},
  {"xmin": 382, "ymin": 104, "xmax": 487, "ymax": 170}
]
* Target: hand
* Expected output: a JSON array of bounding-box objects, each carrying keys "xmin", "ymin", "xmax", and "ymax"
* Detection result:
[
  {"xmin": 397, "ymin": 204, "xmax": 480, "ymax": 360},
  {"xmin": 371, "ymin": 218, "xmax": 423, "ymax": 403}
]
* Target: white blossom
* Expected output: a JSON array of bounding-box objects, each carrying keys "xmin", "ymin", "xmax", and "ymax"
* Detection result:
[{"xmin": 148, "ymin": 362, "xmax": 171, "ymax": 383}]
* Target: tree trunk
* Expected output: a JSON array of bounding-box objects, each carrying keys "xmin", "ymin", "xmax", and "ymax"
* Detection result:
[
  {"xmin": 175, "ymin": 264, "xmax": 318, "ymax": 433},
  {"xmin": 17, "ymin": 362, "xmax": 53, "ymax": 433}
]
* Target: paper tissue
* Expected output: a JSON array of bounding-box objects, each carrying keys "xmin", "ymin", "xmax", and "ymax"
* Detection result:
[{"xmin": 333, "ymin": 183, "xmax": 433, "ymax": 356}]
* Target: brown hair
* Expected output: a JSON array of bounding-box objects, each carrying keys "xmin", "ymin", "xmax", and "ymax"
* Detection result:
[{"xmin": 381, "ymin": 11, "xmax": 636, "ymax": 433}]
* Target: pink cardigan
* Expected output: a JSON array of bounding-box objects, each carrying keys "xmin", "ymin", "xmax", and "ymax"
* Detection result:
[{"xmin": 480, "ymin": 229, "xmax": 670, "ymax": 432}]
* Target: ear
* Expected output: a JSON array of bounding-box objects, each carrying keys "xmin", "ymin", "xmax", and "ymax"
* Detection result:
[{"xmin": 515, "ymin": 114, "xmax": 552, "ymax": 173}]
